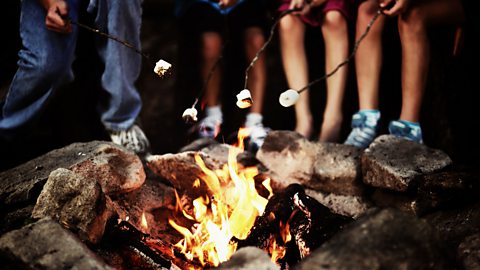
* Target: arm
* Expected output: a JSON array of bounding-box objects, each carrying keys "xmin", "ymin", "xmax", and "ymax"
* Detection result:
[
  {"xmin": 219, "ymin": 0, "xmax": 238, "ymax": 9},
  {"xmin": 40, "ymin": 0, "xmax": 72, "ymax": 33}
]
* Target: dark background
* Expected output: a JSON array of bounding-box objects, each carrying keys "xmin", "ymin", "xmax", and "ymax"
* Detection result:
[{"xmin": 1, "ymin": 0, "xmax": 479, "ymax": 171}]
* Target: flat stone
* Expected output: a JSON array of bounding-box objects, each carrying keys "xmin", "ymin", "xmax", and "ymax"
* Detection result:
[
  {"xmin": 179, "ymin": 137, "xmax": 219, "ymax": 152},
  {"xmin": 305, "ymin": 189, "xmax": 372, "ymax": 219},
  {"xmin": 296, "ymin": 208, "xmax": 453, "ymax": 270},
  {"xmin": 0, "ymin": 141, "xmax": 111, "ymax": 207},
  {"xmin": 214, "ymin": 247, "xmax": 279, "ymax": 270},
  {"xmin": 70, "ymin": 144, "xmax": 146, "ymax": 195},
  {"xmin": 32, "ymin": 168, "xmax": 112, "ymax": 244},
  {"xmin": 0, "ymin": 217, "xmax": 114, "ymax": 270},
  {"xmin": 457, "ymin": 233, "xmax": 480, "ymax": 270},
  {"xmin": 311, "ymin": 143, "xmax": 364, "ymax": 196},
  {"xmin": 362, "ymin": 135, "xmax": 452, "ymax": 192},
  {"xmin": 256, "ymin": 131, "xmax": 316, "ymax": 188}
]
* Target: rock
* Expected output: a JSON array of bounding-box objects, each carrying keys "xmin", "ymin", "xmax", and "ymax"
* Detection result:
[
  {"xmin": 215, "ymin": 247, "xmax": 279, "ymax": 270},
  {"xmin": 423, "ymin": 201, "xmax": 480, "ymax": 252},
  {"xmin": 32, "ymin": 168, "xmax": 112, "ymax": 244},
  {"xmin": 146, "ymin": 151, "xmax": 226, "ymax": 199},
  {"xmin": 0, "ymin": 141, "xmax": 111, "ymax": 207},
  {"xmin": 311, "ymin": 143, "xmax": 364, "ymax": 196},
  {"xmin": 179, "ymin": 137, "xmax": 219, "ymax": 152},
  {"xmin": 362, "ymin": 135, "xmax": 452, "ymax": 192},
  {"xmin": 71, "ymin": 144, "xmax": 146, "ymax": 195},
  {"xmin": 0, "ymin": 217, "xmax": 114, "ymax": 270},
  {"xmin": 256, "ymin": 131, "xmax": 316, "ymax": 188},
  {"xmin": 370, "ymin": 189, "xmax": 419, "ymax": 215},
  {"xmin": 295, "ymin": 208, "xmax": 453, "ymax": 270},
  {"xmin": 457, "ymin": 233, "xmax": 480, "ymax": 270},
  {"xmin": 305, "ymin": 189, "xmax": 372, "ymax": 219},
  {"xmin": 0, "ymin": 205, "xmax": 34, "ymax": 235}
]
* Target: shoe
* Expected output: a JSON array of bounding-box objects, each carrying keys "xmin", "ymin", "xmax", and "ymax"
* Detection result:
[
  {"xmin": 344, "ymin": 110, "xmax": 380, "ymax": 149},
  {"xmin": 247, "ymin": 123, "xmax": 270, "ymax": 152},
  {"xmin": 198, "ymin": 115, "xmax": 222, "ymax": 138},
  {"xmin": 109, "ymin": 124, "xmax": 151, "ymax": 154},
  {"xmin": 388, "ymin": 120, "xmax": 423, "ymax": 143}
]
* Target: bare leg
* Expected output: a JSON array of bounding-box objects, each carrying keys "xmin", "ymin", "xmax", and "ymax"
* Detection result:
[
  {"xmin": 319, "ymin": 10, "xmax": 349, "ymax": 142},
  {"xmin": 201, "ymin": 32, "xmax": 223, "ymax": 107},
  {"xmin": 398, "ymin": 0, "xmax": 464, "ymax": 122},
  {"xmin": 356, "ymin": 0, "xmax": 386, "ymax": 110},
  {"xmin": 279, "ymin": 15, "xmax": 313, "ymax": 138},
  {"xmin": 244, "ymin": 27, "xmax": 266, "ymax": 114}
]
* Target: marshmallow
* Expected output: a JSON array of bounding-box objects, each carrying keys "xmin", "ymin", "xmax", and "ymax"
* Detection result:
[{"xmin": 279, "ymin": 89, "xmax": 300, "ymax": 107}]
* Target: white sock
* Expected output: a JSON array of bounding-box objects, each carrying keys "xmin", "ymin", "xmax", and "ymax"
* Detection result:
[
  {"xmin": 245, "ymin": 113, "xmax": 263, "ymax": 127},
  {"xmin": 205, "ymin": 105, "xmax": 223, "ymax": 122}
]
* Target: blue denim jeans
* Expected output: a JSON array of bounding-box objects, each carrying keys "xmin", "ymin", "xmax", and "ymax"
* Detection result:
[{"xmin": 0, "ymin": 0, "xmax": 143, "ymax": 132}]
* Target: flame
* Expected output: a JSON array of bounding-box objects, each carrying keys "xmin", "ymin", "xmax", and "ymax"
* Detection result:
[
  {"xmin": 169, "ymin": 128, "xmax": 272, "ymax": 266},
  {"xmin": 141, "ymin": 212, "xmax": 148, "ymax": 230}
]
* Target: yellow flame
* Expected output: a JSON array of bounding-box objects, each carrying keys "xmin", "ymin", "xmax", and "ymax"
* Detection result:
[
  {"xmin": 141, "ymin": 212, "xmax": 148, "ymax": 230},
  {"xmin": 168, "ymin": 129, "xmax": 273, "ymax": 266}
]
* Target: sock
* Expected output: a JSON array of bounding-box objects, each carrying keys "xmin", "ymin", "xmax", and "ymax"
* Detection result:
[
  {"xmin": 359, "ymin": 109, "xmax": 380, "ymax": 127},
  {"xmin": 205, "ymin": 105, "xmax": 223, "ymax": 123},
  {"xmin": 245, "ymin": 113, "xmax": 263, "ymax": 127}
]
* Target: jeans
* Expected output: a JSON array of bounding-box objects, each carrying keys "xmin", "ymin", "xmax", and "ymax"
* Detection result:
[{"xmin": 0, "ymin": 0, "xmax": 143, "ymax": 132}]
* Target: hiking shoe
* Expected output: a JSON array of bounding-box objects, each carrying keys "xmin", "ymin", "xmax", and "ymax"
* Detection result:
[
  {"xmin": 247, "ymin": 123, "xmax": 270, "ymax": 152},
  {"xmin": 198, "ymin": 115, "xmax": 222, "ymax": 138},
  {"xmin": 109, "ymin": 124, "xmax": 151, "ymax": 154},
  {"xmin": 344, "ymin": 110, "xmax": 380, "ymax": 149},
  {"xmin": 388, "ymin": 120, "xmax": 423, "ymax": 143}
]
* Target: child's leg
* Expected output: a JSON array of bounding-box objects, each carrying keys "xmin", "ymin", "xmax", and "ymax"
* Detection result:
[
  {"xmin": 244, "ymin": 26, "xmax": 266, "ymax": 115},
  {"xmin": 356, "ymin": 0, "xmax": 386, "ymax": 110},
  {"xmin": 319, "ymin": 10, "xmax": 349, "ymax": 142},
  {"xmin": 397, "ymin": 0, "xmax": 464, "ymax": 123},
  {"xmin": 279, "ymin": 15, "xmax": 313, "ymax": 138},
  {"xmin": 201, "ymin": 32, "xmax": 223, "ymax": 108}
]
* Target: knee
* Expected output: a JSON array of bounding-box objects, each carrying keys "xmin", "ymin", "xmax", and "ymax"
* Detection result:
[
  {"xmin": 18, "ymin": 49, "xmax": 70, "ymax": 78},
  {"xmin": 201, "ymin": 32, "xmax": 223, "ymax": 61},
  {"xmin": 279, "ymin": 15, "xmax": 300, "ymax": 33},
  {"xmin": 245, "ymin": 28, "xmax": 265, "ymax": 51},
  {"xmin": 322, "ymin": 11, "xmax": 347, "ymax": 33},
  {"xmin": 398, "ymin": 7, "xmax": 427, "ymax": 37}
]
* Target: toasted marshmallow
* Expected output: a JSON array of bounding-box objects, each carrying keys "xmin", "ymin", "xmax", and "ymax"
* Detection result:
[
  {"xmin": 182, "ymin": 107, "xmax": 198, "ymax": 123},
  {"xmin": 236, "ymin": 89, "xmax": 253, "ymax": 109},
  {"xmin": 279, "ymin": 89, "xmax": 300, "ymax": 107},
  {"xmin": 154, "ymin": 59, "xmax": 172, "ymax": 77}
]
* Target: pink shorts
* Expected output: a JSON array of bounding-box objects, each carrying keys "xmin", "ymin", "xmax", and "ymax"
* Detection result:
[{"xmin": 278, "ymin": 0, "xmax": 354, "ymax": 27}]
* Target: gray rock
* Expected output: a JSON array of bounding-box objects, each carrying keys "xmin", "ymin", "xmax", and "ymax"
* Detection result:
[
  {"xmin": 179, "ymin": 137, "xmax": 219, "ymax": 152},
  {"xmin": 71, "ymin": 144, "xmax": 146, "ymax": 195},
  {"xmin": 146, "ymin": 151, "xmax": 225, "ymax": 199},
  {"xmin": 458, "ymin": 233, "xmax": 480, "ymax": 270},
  {"xmin": 311, "ymin": 143, "xmax": 364, "ymax": 196},
  {"xmin": 0, "ymin": 141, "xmax": 111, "ymax": 207},
  {"xmin": 0, "ymin": 217, "xmax": 114, "ymax": 270},
  {"xmin": 423, "ymin": 201, "xmax": 480, "ymax": 251},
  {"xmin": 0, "ymin": 205, "xmax": 34, "ymax": 235},
  {"xmin": 362, "ymin": 135, "xmax": 452, "ymax": 192},
  {"xmin": 370, "ymin": 189, "xmax": 419, "ymax": 215},
  {"xmin": 305, "ymin": 189, "xmax": 372, "ymax": 219},
  {"xmin": 256, "ymin": 131, "xmax": 316, "ymax": 188},
  {"xmin": 215, "ymin": 247, "xmax": 279, "ymax": 270},
  {"xmin": 32, "ymin": 168, "xmax": 112, "ymax": 244},
  {"xmin": 295, "ymin": 208, "xmax": 453, "ymax": 270}
]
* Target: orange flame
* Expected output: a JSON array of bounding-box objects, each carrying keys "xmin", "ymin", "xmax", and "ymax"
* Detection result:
[
  {"xmin": 141, "ymin": 212, "xmax": 148, "ymax": 230},
  {"xmin": 169, "ymin": 128, "xmax": 273, "ymax": 266}
]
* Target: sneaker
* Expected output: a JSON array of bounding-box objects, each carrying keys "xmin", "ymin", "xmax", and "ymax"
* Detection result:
[
  {"xmin": 109, "ymin": 124, "xmax": 151, "ymax": 154},
  {"xmin": 247, "ymin": 123, "xmax": 270, "ymax": 152},
  {"xmin": 388, "ymin": 120, "xmax": 423, "ymax": 143},
  {"xmin": 344, "ymin": 110, "xmax": 380, "ymax": 149},
  {"xmin": 198, "ymin": 115, "xmax": 222, "ymax": 138}
]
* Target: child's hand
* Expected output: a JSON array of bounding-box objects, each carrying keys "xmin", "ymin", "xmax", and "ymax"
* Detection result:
[
  {"xmin": 219, "ymin": 0, "xmax": 237, "ymax": 8},
  {"xmin": 45, "ymin": 0, "xmax": 72, "ymax": 33},
  {"xmin": 309, "ymin": 0, "xmax": 327, "ymax": 8},
  {"xmin": 379, "ymin": 0, "xmax": 410, "ymax": 16}
]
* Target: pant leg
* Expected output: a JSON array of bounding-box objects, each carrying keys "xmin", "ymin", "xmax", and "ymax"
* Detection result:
[
  {"xmin": 91, "ymin": 0, "xmax": 143, "ymax": 131},
  {"xmin": 0, "ymin": 0, "xmax": 80, "ymax": 131}
]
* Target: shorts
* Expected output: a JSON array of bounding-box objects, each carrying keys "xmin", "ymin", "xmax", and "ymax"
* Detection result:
[{"xmin": 278, "ymin": 0, "xmax": 353, "ymax": 27}]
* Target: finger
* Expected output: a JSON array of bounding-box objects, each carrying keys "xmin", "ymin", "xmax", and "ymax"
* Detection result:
[
  {"xmin": 55, "ymin": 1, "xmax": 69, "ymax": 17},
  {"xmin": 46, "ymin": 15, "xmax": 70, "ymax": 33},
  {"xmin": 383, "ymin": 3, "xmax": 402, "ymax": 16},
  {"xmin": 379, "ymin": 0, "xmax": 395, "ymax": 9}
]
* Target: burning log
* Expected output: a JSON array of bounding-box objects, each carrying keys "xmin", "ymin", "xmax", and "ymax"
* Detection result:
[{"xmin": 239, "ymin": 184, "xmax": 353, "ymax": 267}]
